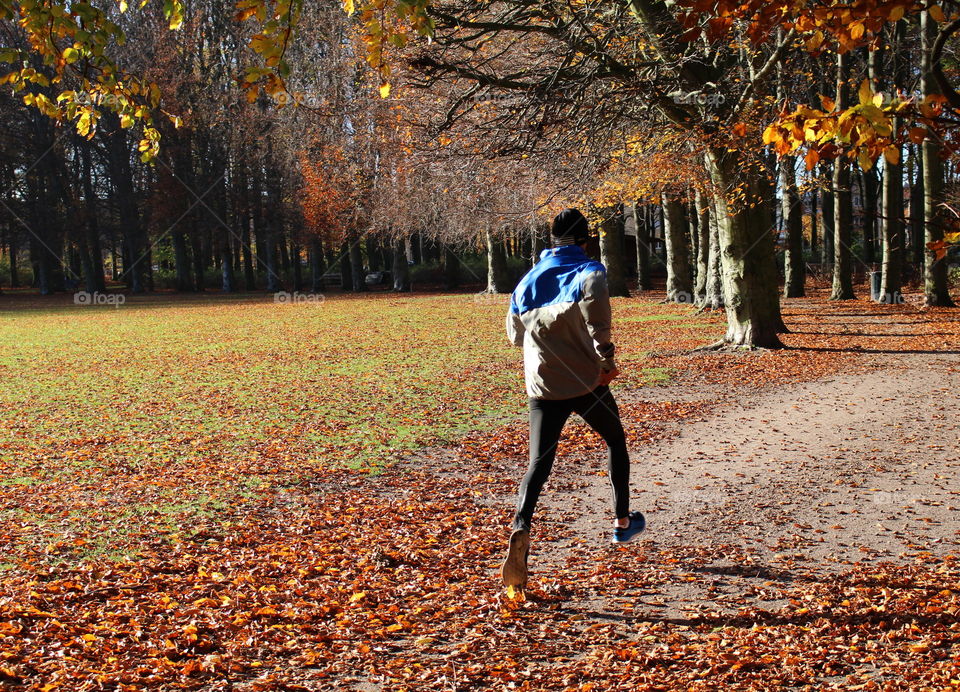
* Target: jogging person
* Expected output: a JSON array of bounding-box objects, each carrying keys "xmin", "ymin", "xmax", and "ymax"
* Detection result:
[{"xmin": 501, "ymin": 208, "xmax": 645, "ymax": 589}]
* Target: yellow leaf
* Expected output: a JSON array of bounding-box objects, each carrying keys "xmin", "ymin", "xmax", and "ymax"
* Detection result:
[
  {"xmin": 379, "ymin": 82, "xmax": 391, "ymax": 98},
  {"xmin": 883, "ymin": 145, "xmax": 900, "ymax": 166},
  {"xmin": 858, "ymin": 79, "xmax": 873, "ymax": 107},
  {"xmin": 349, "ymin": 591, "xmax": 366, "ymax": 602},
  {"xmin": 762, "ymin": 124, "xmax": 778, "ymax": 145},
  {"xmin": 944, "ymin": 231, "xmax": 960, "ymax": 244},
  {"xmin": 858, "ymin": 149, "xmax": 874, "ymax": 171},
  {"xmin": 344, "ymin": 0, "xmax": 355, "ymax": 15}
]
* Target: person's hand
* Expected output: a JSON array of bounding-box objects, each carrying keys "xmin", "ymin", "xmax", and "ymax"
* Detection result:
[{"xmin": 599, "ymin": 367, "xmax": 620, "ymax": 386}]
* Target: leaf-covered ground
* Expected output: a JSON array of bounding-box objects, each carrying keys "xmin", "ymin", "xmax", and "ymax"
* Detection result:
[{"xmin": 1, "ymin": 288, "xmax": 959, "ymax": 690}]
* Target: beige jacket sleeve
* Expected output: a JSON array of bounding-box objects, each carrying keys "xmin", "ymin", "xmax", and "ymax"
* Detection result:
[
  {"xmin": 506, "ymin": 305, "xmax": 525, "ymax": 348},
  {"xmin": 578, "ymin": 269, "xmax": 617, "ymax": 371}
]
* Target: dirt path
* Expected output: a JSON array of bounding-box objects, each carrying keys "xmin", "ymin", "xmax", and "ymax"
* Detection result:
[{"xmin": 509, "ymin": 349, "xmax": 957, "ymax": 620}]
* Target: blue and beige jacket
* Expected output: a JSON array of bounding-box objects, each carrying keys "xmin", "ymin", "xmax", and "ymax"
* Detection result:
[{"xmin": 506, "ymin": 245, "xmax": 617, "ymax": 400}]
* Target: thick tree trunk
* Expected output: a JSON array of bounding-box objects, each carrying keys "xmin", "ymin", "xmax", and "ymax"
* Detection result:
[
  {"xmin": 880, "ymin": 154, "xmax": 904, "ymax": 303},
  {"xmin": 706, "ymin": 147, "xmax": 785, "ymax": 347},
  {"xmin": 392, "ymin": 236, "xmax": 410, "ymax": 291},
  {"xmin": 693, "ymin": 191, "xmax": 710, "ymax": 305},
  {"xmin": 662, "ymin": 194, "xmax": 693, "ymax": 303},
  {"xmin": 485, "ymin": 227, "xmax": 510, "ymax": 293},
  {"xmin": 599, "ymin": 206, "xmax": 630, "ymax": 297},
  {"xmin": 921, "ymin": 10, "xmax": 955, "ymax": 306},
  {"xmin": 781, "ymin": 156, "xmax": 805, "ymax": 298}
]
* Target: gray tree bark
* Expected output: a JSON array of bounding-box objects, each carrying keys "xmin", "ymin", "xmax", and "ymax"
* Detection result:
[
  {"xmin": 693, "ymin": 190, "xmax": 710, "ymax": 306},
  {"xmin": 599, "ymin": 206, "xmax": 630, "ymax": 297},
  {"xmin": 485, "ymin": 227, "xmax": 510, "ymax": 293},
  {"xmin": 705, "ymin": 148, "xmax": 785, "ymax": 346},
  {"xmin": 880, "ymin": 155, "xmax": 904, "ymax": 303},
  {"xmin": 705, "ymin": 195, "xmax": 725, "ymax": 310},
  {"xmin": 921, "ymin": 10, "xmax": 955, "ymax": 306},
  {"xmin": 662, "ymin": 193, "xmax": 693, "ymax": 304},
  {"xmin": 392, "ymin": 236, "xmax": 410, "ymax": 291},
  {"xmin": 781, "ymin": 156, "xmax": 805, "ymax": 298}
]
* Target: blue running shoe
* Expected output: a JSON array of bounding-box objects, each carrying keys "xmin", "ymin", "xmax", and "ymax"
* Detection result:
[{"xmin": 612, "ymin": 511, "xmax": 646, "ymax": 544}]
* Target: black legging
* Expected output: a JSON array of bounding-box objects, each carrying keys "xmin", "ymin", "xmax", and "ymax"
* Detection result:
[{"xmin": 512, "ymin": 384, "xmax": 630, "ymax": 532}]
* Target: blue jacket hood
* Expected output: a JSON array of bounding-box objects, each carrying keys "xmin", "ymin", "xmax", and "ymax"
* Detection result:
[{"xmin": 510, "ymin": 245, "xmax": 606, "ymax": 315}]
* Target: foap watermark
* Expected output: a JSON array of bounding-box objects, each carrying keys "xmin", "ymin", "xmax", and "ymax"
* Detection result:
[
  {"xmin": 671, "ymin": 488, "xmax": 726, "ymax": 508},
  {"xmin": 670, "ymin": 91, "xmax": 726, "ymax": 108},
  {"xmin": 74, "ymin": 291, "xmax": 125, "ymax": 308},
  {"xmin": 869, "ymin": 490, "xmax": 924, "ymax": 507},
  {"xmin": 472, "ymin": 291, "xmax": 508, "ymax": 305},
  {"xmin": 668, "ymin": 290, "xmax": 696, "ymax": 305},
  {"xmin": 273, "ymin": 291, "xmax": 326, "ymax": 305},
  {"xmin": 464, "ymin": 93, "xmax": 527, "ymax": 108}
]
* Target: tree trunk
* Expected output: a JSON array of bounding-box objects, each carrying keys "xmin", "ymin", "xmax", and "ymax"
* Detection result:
[
  {"xmin": 104, "ymin": 115, "xmax": 145, "ymax": 293},
  {"xmin": 781, "ymin": 156, "xmax": 805, "ymax": 298},
  {"xmin": 910, "ymin": 144, "xmax": 925, "ymax": 266},
  {"xmin": 392, "ymin": 236, "xmax": 410, "ymax": 291},
  {"xmin": 173, "ymin": 232, "xmax": 192, "ymax": 291},
  {"xmin": 191, "ymin": 220, "xmax": 206, "ymax": 292},
  {"xmin": 705, "ymin": 195, "xmax": 725, "ymax": 310},
  {"xmin": 79, "ymin": 140, "xmax": 106, "ymax": 293},
  {"xmin": 443, "ymin": 243, "xmax": 460, "ymax": 289},
  {"xmin": 662, "ymin": 194, "xmax": 693, "ymax": 304},
  {"xmin": 310, "ymin": 237, "xmax": 324, "ymax": 292},
  {"xmin": 921, "ymin": 9, "xmax": 955, "ymax": 306},
  {"xmin": 221, "ymin": 238, "xmax": 236, "ymax": 292},
  {"xmin": 350, "ymin": 235, "xmax": 367, "ymax": 292},
  {"xmin": 880, "ymin": 152, "xmax": 904, "ymax": 303},
  {"xmin": 861, "ymin": 165, "xmax": 879, "ymax": 265},
  {"xmin": 339, "ymin": 241, "xmax": 353, "ymax": 291},
  {"xmin": 809, "ymin": 186, "xmax": 819, "ymax": 259},
  {"xmin": 706, "ymin": 147, "xmax": 785, "ymax": 347},
  {"xmin": 8, "ymin": 236, "xmax": 18, "ymax": 287},
  {"xmin": 693, "ymin": 190, "xmax": 710, "ymax": 305},
  {"xmin": 485, "ymin": 227, "xmax": 510, "ymax": 293},
  {"xmin": 366, "ymin": 236, "xmax": 381, "ymax": 272},
  {"xmin": 831, "ymin": 52, "xmax": 855, "ymax": 300},
  {"xmin": 635, "ymin": 203, "xmax": 652, "ymax": 291},
  {"xmin": 599, "ymin": 206, "xmax": 630, "ymax": 297},
  {"xmin": 821, "ymin": 163, "xmax": 835, "ymax": 266}
]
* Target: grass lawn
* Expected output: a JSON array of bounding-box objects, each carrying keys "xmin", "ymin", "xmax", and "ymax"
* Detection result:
[{"xmin": 0, "ymin": 291, "xmax": 723, "ymax": 564}]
